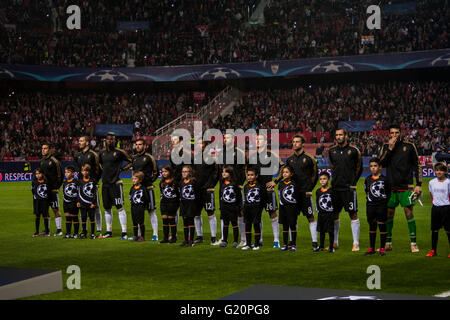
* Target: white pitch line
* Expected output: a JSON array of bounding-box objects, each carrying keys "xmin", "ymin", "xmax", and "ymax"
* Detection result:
[{"xmin": 434, "ymin": 290, "xmax": 450, "ymax": 298}]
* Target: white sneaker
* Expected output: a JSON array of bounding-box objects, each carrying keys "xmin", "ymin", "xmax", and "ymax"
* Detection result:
[
  {"xmin": 253, "ymin": 245, "xmax": 261, "ymax": 251},
  {"xmin": 54, "ymin": 231, "xmax": 63, "ymax": 237},
  {"xmin": 237, "ymin": 240, "xmax": 246, "ymax": 248},
  {"xmin": 212, "ymin": 240, "xmax": 222, "ymax": 246},
  {"xmin": 241, "ymin": 245, "xmax": 251, "ymax": 251}
]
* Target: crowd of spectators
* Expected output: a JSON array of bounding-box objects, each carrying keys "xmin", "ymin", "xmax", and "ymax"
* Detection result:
[
  {"xmin": 0, "ymin": 0, "xmax": 448, "ymax": 67},
  {"xmin": 0, "ymin": 88, "xmax": 213, "ymax": 159},
  {"xmin": 1, "ymin": 79, "xmax": 448, "ymax": 160}
]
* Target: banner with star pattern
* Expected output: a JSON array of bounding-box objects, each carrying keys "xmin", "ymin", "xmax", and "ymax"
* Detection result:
[{"xmin": 1, "ymin": 49, "xmax": 449, "ymax": 82}]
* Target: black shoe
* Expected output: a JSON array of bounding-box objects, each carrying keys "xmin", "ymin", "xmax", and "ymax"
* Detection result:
[
  {"xmin": 313, "ymin": 246, "xmax": 321, "ymax": 252},
  {"xmin": 280, "ymin": 245, "xmax": 289, "ymax": 251},
  {"xmin": 64, "ymin": 233, "xmax": 71, "ymax": 239},
  {"xmin": 188, "ymin": 240, "xmax": 194, "ymax": 247},
  {"xmin": 79, "ymin": 233, "xmax": 87, "ymax": 239},
  {"xmin": 329, "ymin": 247, "xmax": 335, "ymax": 253},
  {"xmin": 90, "ymin": 234, "xmax": 96, "ymax": 239},
  {"xmin": 169, "ymin": 237, "xmax": 177, "ymax": 244},
  {"xmin": 193, "ymin": 236, "xmax": 203, "ymax": 244},
  {"xmin": 180, "ymin": 241, "xmax": 189, "ymax": 247},
  {"xmin": 160, "ymin": 239, "xmax": 170, "ymax": 244}
]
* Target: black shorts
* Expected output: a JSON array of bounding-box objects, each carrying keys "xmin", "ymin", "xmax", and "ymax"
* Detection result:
[
  {"xmin": 332, "ymin": 189, "xmax": 358, "ymax": 214},
  {"xmin": 366, "ymin": 205, "xmax": 387, "ymax": 224},
  {"xmin": 160, "ymin": 202, "xmax": 179, "ymax": 216},
  {"xmin": 220, "ymin": 206, "xmax": 240, "ymax": 221},
  {"xmin": 203, "ymin": 189, "xmax": 216, "ymax": 212},
  {"xmin": 299, "ymin": 193, "xmax": 315, "ymax": 218},
  {"xmin": 80, "ymin": 207, "xmax": 95, "ymax": 220},
  {"xmin": 265, "ymin": 190, "xmax": 278, "ymax": 213},
  {"xmin": 34, "ymin": 199, "xmax": 49, "ymax": 217},
  {"xmin": 131, "ymin": 205, "xmax": 146, "ymax": 225},
  {"xmin": 147, "ymin": 187, "xmax": 157, "ymax": 211},
  {"xmin": 431, "ymin": 205, "xmax": 450, "ymax": 231},
  {"xmin": 63, "ymin": 203, "xmax": 79, "ymax": 215},
  {"xmin": 102, "ymin": 183, "xmax": 124, "ymax": 210},
  {"xmin": 49, "ymin": 190, "xmax": 60, "ymax": 209},
  {"xmin": 317, "ymin": 212, "xmax": 334, "ymax": 233},
  {"xmin": 278, "ymin": 205, "xmax": 299, "ymax": 226},
  {"xmin": 243, "ymin": 206, "xmax": 263, "ymax": 225}
]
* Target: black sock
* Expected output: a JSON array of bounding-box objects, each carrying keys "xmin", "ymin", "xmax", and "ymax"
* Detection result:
[
  {"xmin": 133, "ymin": 225, "xmax": 138, "ymax": 237},
  {"xmin": 432, "ymin": 231, "xmax": 439, "ymax": 252},
  {"xmin": 81, "ymin": 212, "xmax": 87, "ymax": 233},
  {"xmin": 43, "ymin": 217, "xmax": 49, "ymax": 233},
  {"xmin": 169, "ymin": 218, "xmax": 177, "ymax": 239},
  {"xmin": 184, "ymin": 226, "xmax": 189, "ymax": 242},
  {"xmin": 163, "ymin": 218, "xmax": 169, "ymax": 240},
  {"xmin": 189, "ymin": 224, "xmax": 195, "ymax": 243},
  {"xmin": 35, "ymin": 216, "xmax": 40, "ymax": 234},
  {"xmin": 65, "ymin": 215, "xmax": 72, "ymax": 234},
  {"xmin": 320, "ymin": 232, "xmax": 325, "ymax": 248},
  {"xmin": 73, "ymin": 216, "xmax": 79, "ymax": 234},
  {"xmin": 223, "ymin": 224, "xmax": 229, "ymax": 243},
  {"xmin": 290, "ymin": 228, "xmax": 297, "ymax": 246},
  {"xmin": 369, "ymin": 221, "xmax": 377, "ymax": 249},
  {"xmin": 90, "ymin": 221, "xmax": 95, "ymax": 234},
  {"xmin": 283, "ymin": 225, "xmax": 289, "ymax": 246},
  {"xmin": 379, "ymin": 223, "xmax": 387, "ymax": 249},
  {"xmin": 232, "ymin": 225, "xmax": 239, "ymax": 243},
  {"xmin": 329, "ymin": 231, "xmax": 334, "ymax": 249},
  {"xmin": 245, "ymin": 223, "xmax": 252, "ymax": 246},
  {"xmin": 140, "ymin": 224, "xmax": 145, "ymax": 239},
  {"xmin": 254, "ymin": 222, "xmax": 261, "ymax": 246}
]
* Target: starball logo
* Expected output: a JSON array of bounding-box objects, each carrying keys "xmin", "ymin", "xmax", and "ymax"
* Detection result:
[{"xmin": 161, "ymin": 121, "xmax": 280, "ymax": 176}]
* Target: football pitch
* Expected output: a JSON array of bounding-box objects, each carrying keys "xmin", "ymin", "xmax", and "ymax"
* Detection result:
[{"xmin": 0, "ymin": 178, "xmax": 448, "ymax": 300}]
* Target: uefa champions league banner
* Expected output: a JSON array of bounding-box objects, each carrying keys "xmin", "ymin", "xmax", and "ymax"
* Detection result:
[{"xmin": 1, "ymin": 49, "xmax": 449, "ymax": 82}]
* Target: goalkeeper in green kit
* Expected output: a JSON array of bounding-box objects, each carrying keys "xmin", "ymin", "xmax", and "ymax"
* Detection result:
[{"xmin": 379, "ymin": 124, "xmax": 422, "ymax": 253}]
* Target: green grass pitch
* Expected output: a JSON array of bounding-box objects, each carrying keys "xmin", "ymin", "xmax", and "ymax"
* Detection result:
[{"xmin": 0, "ymin": 178, "xmax": 448, "ymax": 300}]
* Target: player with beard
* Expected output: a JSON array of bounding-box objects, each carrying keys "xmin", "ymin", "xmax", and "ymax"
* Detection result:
[
  {"xmin": 379, "ymin": 124, "xmax": 422, "ymax": 253},
  {"xmin": 249, "ymin": 134, "xmax": 284, "ymax": 248},
  {"xmin": 276, "ymin": 134, "xmax": 319, "ymax": 251},
  {"xmin": 192, "ymin": 139, "xmax": 220, "ymax": 245},
  {"xmin": 328, "ymin": 129, "xmax": 363, "ymax": 252},
  {"xmin": 98, "ymin": 132, "xmax": 132, "ymax": 239},
  {"xmin": 74, "ymin": 136, "xmax": 103, "ymax": 236},
  {"xmin": 40, "ymin": 142, "xmax": 63, "ymax": 236},
  {"xmin": 132, "ymin": 138, "xmax": 159, "ymax": 241},
  {"xmin": 216, "ymin": 133, "xmax": 247, "ymax": 247}
]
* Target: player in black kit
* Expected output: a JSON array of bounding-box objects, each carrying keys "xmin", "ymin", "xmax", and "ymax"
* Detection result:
[
  {"xmin": 129, "ymin": 171, "xmax": 150, "ymax": 242},
  {"xmin": 77, "ymin": 164, "xmax": 97, "ymax": 239},
  {"xmin": 31, "ymin": 168, "xmax": 50, "ymax": 237},
  {"xmin": 75, "ymin": 136, "xmax": 102, "ymax": 235},
  {"xmin": 62, "ymin": 165, "xmax": 79, "ymax": 238},
  {"xmin": 364, "ymin": 158, "xmax": 390, "ymax": 256},
  {"xmin": 132, "ymin": 138, "xmax": 159, "ymax": 241},
  {"xmin": 179, "ymin": 165, "xmax": 201, "ymax": 247},
  {"xmin": 98, "ymin": 132, "xmax": 132, "ymax": 239},
  {"xmin": 242, "ymin": 168, "xmax": 267, "ymax": 251},
  {"xmin": 328, "ymin": 128, "xmax": 363, "ymax": 251},
  {"xmin": 159, "ymin": 165, "xmax": 180, "ymax": 243},
  {"xmin": 315, "ymin": 172, "xmax": 335, "ymax": 253},
  {"xmin": 278, "ymin": 165, "xmax": 300, "ymax": 252},
  {"xmin": 40, "ymin": 142, "xmax": 63, "ymax": 236}
]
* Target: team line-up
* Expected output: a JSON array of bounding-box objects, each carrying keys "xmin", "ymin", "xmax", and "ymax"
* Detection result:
[{"xmin": 31, "ymin": 126, "xmax": 450, "ymax": 257}]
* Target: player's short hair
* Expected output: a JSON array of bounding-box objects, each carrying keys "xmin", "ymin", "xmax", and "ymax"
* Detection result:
[
  {"xmin": 135, "ymin": 138, "xmax": 146, "ymax": 145},
  {"xmin": 369, "ymin": 157, "xmax": 381, "ymax": 166},
  {"xmin": 292, "ymin": 134, "xmax": 306, "ymax": 143},
  {"xmin": 133, "ymin": 171, "xmax": 145, "ymax": 181},
  {"xmin": 319, "ymin": 171, "xmax": 330, "ymax": 179},
  {"xmin": 65, "ymin": 165, "xmax": 76, "ymax": 173},
  {"xmin": 246, "ymin": 167, "xmax": 259, "ymax": 176},
  {"xmin": 389, "ymin": 123, "xmax": 401, "ymax": 131},
  {"xmin": 41, "ymin": 141, "xmax": 52, "ymax": 148},
  {"xmin": 79, "ymin": 135, "xmax": 89, "ymax": 142},
  {"xmin": 335, "ymin": 128, "xmax": 348, "ymax": 136},
  {"xmin": 81, "ymin": 164, "xmax": 92, "ymax": 173},
  {"xmin": 434, "ymin": 162, "xmax": 448, "ymax": 173}
]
